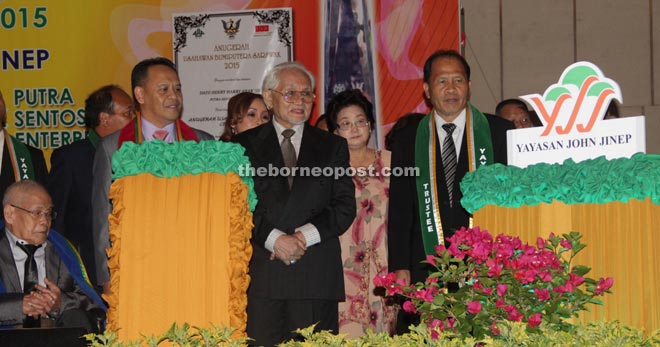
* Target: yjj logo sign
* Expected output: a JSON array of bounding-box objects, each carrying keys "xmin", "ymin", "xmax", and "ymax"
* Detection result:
[{"xmin": 520, "ymin": 62, "xmax": 622, "ymax": 136}]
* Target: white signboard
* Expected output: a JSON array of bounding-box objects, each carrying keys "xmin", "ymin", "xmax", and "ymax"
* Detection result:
[
  {"xmin": 508, "ymin": 62, "xmax": 646, "ymax": 168},
  {"xmin": 173, "ymin": 9, "xmax": 293, "ymax": 138},
  {"xmin": 507, "ymin": 116, "xmax": 645, "ymax": 168}
]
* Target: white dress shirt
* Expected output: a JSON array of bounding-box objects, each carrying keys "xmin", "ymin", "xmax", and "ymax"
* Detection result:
[
  {"xmin": 6, "ymin": 229, "xmax": 47, "ymax": 290},
  {"xmin": 434, "ymin": 108, "xmax": 467, "ymax": 158},
  {"xmin": 141, "ymin": 117, "xmax": 176, "ymax": 143}
]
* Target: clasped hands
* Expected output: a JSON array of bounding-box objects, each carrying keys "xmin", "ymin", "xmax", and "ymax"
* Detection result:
[
  {"xmin": 22, "ymin": 278, "xmax": 62, "ymax": 319},
  {"xmin": 271, "ymin": 231, "xmax": 306, "ymax": 266}
]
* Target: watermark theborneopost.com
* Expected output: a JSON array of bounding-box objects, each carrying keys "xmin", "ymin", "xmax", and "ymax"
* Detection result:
[{"xmin": 236, "ymin": 164, "xmax": 419, "ymax": 180}]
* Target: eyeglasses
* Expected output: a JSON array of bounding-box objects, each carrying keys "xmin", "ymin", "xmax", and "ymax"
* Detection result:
[
  {"xmin": 269, "ymin": 89, "xmax": 315, "ymax": 103},
  {"xmin": 336, "ymin": 119, "xmax": 370, "ymax": 131},
  {"xmin": 11, "ymin": 204, "xmax": 57, "ymax": 221}
]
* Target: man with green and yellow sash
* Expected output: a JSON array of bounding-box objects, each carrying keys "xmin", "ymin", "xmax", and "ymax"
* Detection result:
[
  {"xmin": 387, "ymin": 50, "xmax": 512, "ymax": 333},
  {"xmin": 0, "ymin": 90, "xmax": 49, "ymax": 220}
]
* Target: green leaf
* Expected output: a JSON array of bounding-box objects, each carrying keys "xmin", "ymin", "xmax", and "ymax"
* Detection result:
[{"xmin": 572, "ymin": 265, "xmax": 591, "ymax": 276}]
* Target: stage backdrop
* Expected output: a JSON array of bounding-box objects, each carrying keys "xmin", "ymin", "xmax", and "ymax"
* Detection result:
[{"xmin": 0, "ymin": 0, "xmax": 459, "ymax": 159}]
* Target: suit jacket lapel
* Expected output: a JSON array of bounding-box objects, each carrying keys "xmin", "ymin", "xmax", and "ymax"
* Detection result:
[
  {"xmin": 296, "ymin": 124, "xmax": 322, "ymax": 169},
  {"xmin": 256, "ymin": 123, "xmax": 285, "ymax": 167},
  {"xmin": 0, "ymin": 230, "xmax": 21, "ymax": 292},
  {"xmin": 45, "ymin": 243, "xmax": 61, "ymax": 286},
  {"xmin": 0, "ymin": 143, "xmax": 16, "ymax": 195},
  {"xmin": 256, "ymin": 122, "xmax": 290, "ymax": 194},
  {"xmin": 282, "ymin": 124, "xmax": 322, "ymax": 212}
]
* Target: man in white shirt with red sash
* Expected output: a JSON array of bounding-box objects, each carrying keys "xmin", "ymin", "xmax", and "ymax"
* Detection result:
[
  {"xmin": 90, "ymin": 57, "xmax": 214, "ymax": 294},
  {"xmin": 387, "ymin": 50, "xmax": 513, "ymax": 333}
]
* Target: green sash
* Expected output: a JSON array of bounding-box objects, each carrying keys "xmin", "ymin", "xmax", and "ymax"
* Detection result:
[
  {"xmin": 4, "ymin": 130, "xmax": 35, "ymax": 181},
  {"xmin": 414, "ymin": 104, "xmax": 494, "ymax": 255},
  {"xmin": 87, "ymin": 129, "xmax": 100, "ymax": 149}
]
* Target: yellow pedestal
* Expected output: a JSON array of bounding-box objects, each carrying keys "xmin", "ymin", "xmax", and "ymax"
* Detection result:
[{"xmin": 104, "ymin": 172, "xmax": 253, "ymax": 341}]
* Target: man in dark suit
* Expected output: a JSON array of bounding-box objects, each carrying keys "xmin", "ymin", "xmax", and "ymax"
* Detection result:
[
  {"xmin": 0, "ymin": 90, "xmax": 48, "ymax": 219},
  {"xmin": 91, "ymin": 57, "xmax": 214, "ymax": 294},
  {"xmin": 0, "ymin": 180, "xmax": 105, "ymax": 331},
  {"xmin": 234, "ymin": 61, "xmax": 356, "ymax": 347},
  {"xmin": 47, "ymin": 85, "xmax": 135, "ymax": 289},
  {"xmin": 387, "ymin": 50, "xmax": 513, "ymax": 331}
]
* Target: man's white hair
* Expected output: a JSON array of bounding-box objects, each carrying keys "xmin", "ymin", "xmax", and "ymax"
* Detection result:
[{"xmin": 262, "ymin": 61, "xmax": 315, "ymax": 92}]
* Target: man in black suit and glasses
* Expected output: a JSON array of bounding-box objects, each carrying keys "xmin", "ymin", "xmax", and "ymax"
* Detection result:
[{"xmin": 234, "ymin": 61, "xmax": 355, "ymax": 347}]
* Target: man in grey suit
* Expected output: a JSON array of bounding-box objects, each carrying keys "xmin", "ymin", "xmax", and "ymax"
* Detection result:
[
  {"xmin": 91, "ymin": 57, "xmax": 214, "ymax": 294},
  {"xmin": 0, "ymin": 180, "xmax": 104, "ymax": 331}
]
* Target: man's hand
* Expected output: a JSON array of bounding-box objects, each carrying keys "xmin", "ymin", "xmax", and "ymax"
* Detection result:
[
  {"xmin": 22, "ymin": 293, "xmax": 46, "ymax": 318},
  {"xmin": 271, "ymin": 234, "xmax": 306, "ymax": 265},
  {"xmin": 293, "ymin": 231, "xmax": 306, "ymax": 246},
  {"xmin": 33, "ymin": 278, "xmax": 62, "ymax": 314},
  {"xmin": 395, "ymin": 269, "xmax": 411, "ymax": 286}
]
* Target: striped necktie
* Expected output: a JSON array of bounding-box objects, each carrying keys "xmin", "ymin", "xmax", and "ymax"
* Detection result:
[
  {"xmin": 281, "ymin": 129, "xmax": 296, "ymax": 189},
  {"xmin": 441, "ymin": 123, "xmax": 457, "ymax": 207}
]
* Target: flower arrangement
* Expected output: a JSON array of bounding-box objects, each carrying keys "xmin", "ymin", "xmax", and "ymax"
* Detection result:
[{"xmin": 375, "ymin": 227, "xmax": 614, "ymax": 339}]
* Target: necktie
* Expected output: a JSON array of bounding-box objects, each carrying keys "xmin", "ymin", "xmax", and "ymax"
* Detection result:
[
  {"xmin": 441, "ymin": 123, "xmax": 457, "ymax": 207},
  {"xmin": 153, "ymin": 129, "xmax": 169, "ymax": 142},
  {"xmin": 281, "ymin": 129, "xmax": 296, "ymax": 189},
  {"xmin": 16, "ymin": 242, "xmax": 42, "ymax": 328}
]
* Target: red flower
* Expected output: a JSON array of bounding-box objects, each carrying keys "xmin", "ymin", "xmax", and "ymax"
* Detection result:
[
  {"xmin": 568, "ymin": 273, "xmax": 585, "ymax": 286},
  {"xmin": 491, "ymin": 319, "xmax": 501, "ymax": 335},
  {"xmin": 594, "ymin": 277, "xmax": 614, "ymax": 295},
  {"xmin": 425, "ymin": 254, "xmax": 437, "ymax": 266},
  {"xmin": 373, "ymin": 272, "xmax": 395, "ymax": 288},
  {"xmin": 402, "ymin": 300, "xmax": 417, "ymax": 314},
  {"xmin": 534, "ymin": 288, "xmax": 550, "ymax": 301},
  {"xmin": 560, "ymin": 239, "xmax": 572, "ymax": 250},
  {"xmin": 538, "ymin": 271, "xmax": 553, "ymax": 282},
  {"xmin": 429, "ymin": 318, "xmax": 444, "ymax": 333},
  {"xmin": 470, "ymin": 241, "xmax": 492, "ymax": 263},
  {"xmin": 413, "ymin": 287, "xmax": 438, "ymax": 302},
  {"xmin": 430, "ymin": 330, "xmax": 439, "ymax": 340},
  {"xmin": 486, "ymin": 258, "xmax": 502, "ymax": 277},
  {"xmin": 493, "ymin": 242, "xmax": 514, "ymax": 261},
  {"xmin": 467, "ymin": 301, "xmax": 482, "ymax": 314},
  {"xmin": 536, "ymin": 237, "xmax": 545, "ymax": 249},
  {"xmin": 506, "ymin": 307, "xmax": 523, "ymax": 322},
  {"xmin": 528, "ymin": 313, "xmax": 542, "ymax": 327},
  {"xmin": 496, "ymin": 284, "xmax": 507, "ymax": 297}
]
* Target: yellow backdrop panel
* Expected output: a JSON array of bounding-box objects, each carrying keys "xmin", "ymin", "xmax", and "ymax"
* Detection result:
[
  {"xmin": 104, "ymin": 172, "xmax": 253, "ymax": 341},
  {"xmin": 474, "ymin": 198, "xmax": 660, "ymax": 333}
]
